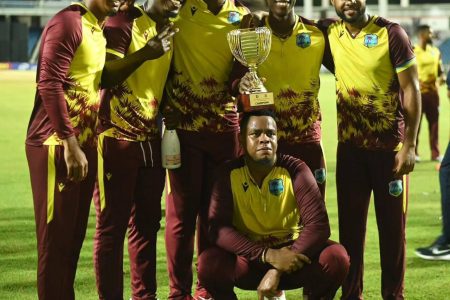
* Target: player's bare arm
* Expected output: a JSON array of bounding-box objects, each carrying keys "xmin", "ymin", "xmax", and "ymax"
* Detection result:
[
  {"xmin": 393, "ymin": 64, "xmax": 421, "ymax": 177},
  {"xmin": 257, "ymin": 269, "xmax": 282, "ymax": 300},
  {"xmin": 102, "ymin": 22, "xmax": 178, "ymax": 88}
]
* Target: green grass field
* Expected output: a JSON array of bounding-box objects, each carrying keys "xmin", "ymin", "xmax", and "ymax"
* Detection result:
[{"xmin": 0, "ymin": 70, "xmax": 449, "ymax": 299}]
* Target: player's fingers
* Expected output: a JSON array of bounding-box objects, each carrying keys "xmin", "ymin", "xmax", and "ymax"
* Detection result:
[
  {"xmin": 239, "ymin": 84, "xmax": 251, "ymax": 94},
  {"xmin": 239, "ymin": 80, "xmax": 250, "ymax": 90},
  {"xmin": 167, "ymin": 27, "xmax": 179, "ymax": 38},
  {"xmin": 67, "ymin": 163, "xmax": 74, "ymax": 181},
  {"xmin": 392, "ymin": 157, "xmax": 400, "ymax": 172},
  {"xmin": 172, "ymin": 0, "xmax": 182, "ymax": 8},
  {"xmin": 296, "ymin": 253, "xmax": 311, "ymax": 264},
  {"xmin": 257, "ymin": 290, "xmax": 265, "ymax": 300},
  {"xmin": 72, "ymin": 165, "xmax": 81, "ymax": 182},
  {"xmin": 158, "ymin": 24, "xmax": 173, "ymax": 38},
  {"xmin": 392, "ymin": 163, "xmax": 402, "ymax": 178},
  {"xmin": 81, "ymin": 160, "xmax": 88, "ymax": 180}
]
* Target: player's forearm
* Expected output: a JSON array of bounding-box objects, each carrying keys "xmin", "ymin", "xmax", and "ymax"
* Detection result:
[
  {"xmin": 101, "ymin": 49, "xmax": 150, "ymax": 88},
  {"xmin": 402, "ymin": 91, "xmax": 421, "ymax": 149},
  {"xmin": 291, "ymin": 167, "xmax": 330, "ymax": 256},
  {"xmin": 213, "ymin": 225, "xmax": 265, "ymax": 261},
  {"xmin": 38, "ymin": 81, "xmax": 75, "ymax": 140},
  {"xmin": 291, "ymin": 219, "xmax": 330, "ymax": 257},
  {"xmin": 400, "ymin": 70, "xmax": 421, "ymax": 149}
]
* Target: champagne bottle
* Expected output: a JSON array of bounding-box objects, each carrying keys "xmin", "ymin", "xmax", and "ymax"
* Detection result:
[{"xmin": 161, "ymin": 128, "xmax": 181, "ymax": 169}]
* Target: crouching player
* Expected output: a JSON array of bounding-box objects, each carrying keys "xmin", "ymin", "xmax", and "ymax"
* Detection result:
[{"xmin": 198, "ymin": 110, "xmax": 349, "ymax": 300}]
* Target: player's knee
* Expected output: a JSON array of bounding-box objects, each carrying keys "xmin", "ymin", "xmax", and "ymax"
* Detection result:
[
  {"xmin": 319, "ymin": 243, "xmax": 350, "ymax": 284},
  {"xmin": 198, "ymin": 247, "xmax": 233, "ymax": 284}
]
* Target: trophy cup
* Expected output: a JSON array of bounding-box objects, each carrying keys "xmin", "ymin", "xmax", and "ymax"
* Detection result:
[{"xmin": 227, "ymin": 27, "xmax": 274, "ymax": 112}]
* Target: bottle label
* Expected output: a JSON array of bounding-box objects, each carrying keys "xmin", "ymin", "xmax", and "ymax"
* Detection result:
[{"xmin": 164, "ymin": 154, "xmax": 181, "ymax": 166}]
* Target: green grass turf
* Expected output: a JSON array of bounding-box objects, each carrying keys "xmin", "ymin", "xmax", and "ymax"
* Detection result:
[{"xmin": 0, "ymin": 70, "xmax": 449, "ymax": 299}]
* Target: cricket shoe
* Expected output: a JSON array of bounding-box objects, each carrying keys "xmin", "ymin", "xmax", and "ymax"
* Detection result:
[
  {"xmin": 194, "ymin": 287, "xmax": 214, "ymax": 300},
  {"xmin": 415, "ymin": 243, "xmax": 450, "ymax": 261}
]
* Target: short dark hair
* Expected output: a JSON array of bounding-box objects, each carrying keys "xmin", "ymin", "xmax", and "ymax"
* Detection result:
[
  {"xmin": 239, "ymin": 109, "xmax": 276, "ymax": 133},
  {"xmin": 417, "ymin": 24, "xmax": 430, "ymax": 34}
]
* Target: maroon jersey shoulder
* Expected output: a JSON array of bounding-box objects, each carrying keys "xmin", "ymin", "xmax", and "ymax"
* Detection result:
[
  {"xmin": 374, "ymin": 17, "xmax": 415, "ymax": 69},
  {"xmin": 104, "ymin": 6, "xmax": 142, "ymax": 55}
]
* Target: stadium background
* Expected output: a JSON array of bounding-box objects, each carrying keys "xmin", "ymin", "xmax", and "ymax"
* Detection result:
[{"xmin": 0, "ymin": 0, "xmax": 449, "ymax": 299}]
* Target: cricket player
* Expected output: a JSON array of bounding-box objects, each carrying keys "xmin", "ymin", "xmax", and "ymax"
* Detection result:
[
  {"xmin": 25, "ymin": 0, "xmax": 121, "ymax": 298},
  {"xmin": 319, "ymin": 0, "xmax": 421, "ymax": 298},
  {"xmin": 161, "ymin": 0, "xmax": 250, "ymax": 298},
  {"xmin": 231, "ymin": 0, "xmax": 334, "ymax": 197},
  {"xmin": 93, "ymin": 0, "xmax": 180, "ymax": 299},
  {"xmin": 414, "ymin": 24, "xmax": 445, "ymax": 162},
  {"xmin": 198, "ymin": 110, "xmax": 349, "ymax": 300}
]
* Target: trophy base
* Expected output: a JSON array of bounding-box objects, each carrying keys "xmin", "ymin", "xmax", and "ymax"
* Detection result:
[{"xmin": 239, "ymin": 92, "xmax": 274, "ymax": 112}]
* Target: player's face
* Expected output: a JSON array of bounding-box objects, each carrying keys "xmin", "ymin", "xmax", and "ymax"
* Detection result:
[
  {"xmin": 242, "ymin": 116, "xmax": 277, "ymax": 166},
  {"xmin": 90, "ymin": 0, "xmax": 122, "ymax": 18},
  {"xmin": 118, "ymin": 0, "xmax": 135, "ymax": 12},
  {"xmin": 267, "ymin": 0, "xmax": 296, "ymax": 18},
  {"xmin": 332, "ymin": 0, "xmax": 366, "ymax": 24},
  {"xmin": 422, "ymin": 28, "xmax": 433, "ymax": 44}
]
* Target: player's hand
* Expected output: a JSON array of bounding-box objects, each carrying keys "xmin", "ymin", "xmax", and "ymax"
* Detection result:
[
  {"xmin": 145, "ymin": 23, "xmax": 178, "ymax": 60},
  {"xmin": 241, "ymin": 11, "xmax": 268, "ymax": 28},
  {"xmin": 238, "ymin": 72, "xmax": 266, "ymax": 94},
  {"xmin": 393, "ymin": 144, "xmax": 415, "ymax": 177},
  {"xmin": 257, "ymin": 269, "xmax": 282, "ymax": 300},
  {"xmin": 265, "ymin": 247, "xmax": 311, "ymax": 273},
  {"xmin": 161, "ymin": 100, "xmax": 181, "ymax": 129},
  {"xmin": 238, "ymin": 72, "xmax": 253, "ymax": 94},
  {"xmin": 62, "ymin": 136, "xmax": 88, "ymax": 182},
  {"xmin": 163, "ymin": 0, "xmax": 183, "ymax": 14}
]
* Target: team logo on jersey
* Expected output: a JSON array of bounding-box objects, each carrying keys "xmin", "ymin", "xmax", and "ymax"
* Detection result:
[
  {"xmin": 314, "ymin": 168, "xmax": 326, "ymax": 184},
  {"xmin": 228, "ymin": 11, "xmax": 241, "ymax": 24},
  {"xmin": 388, "ymin": 180, "xmax": 403, "ymax": 197},
  {"xmin": 106, "ymin": 173, "xmax": 112, "ymax": 181},
  {"xmin": 58, "ymin": 182, "xmax": 65, "ymax": 192},
  {"xmin": 364, "ymin": 34, "xmax": 378, "ymax": 48},
  {"xmin": 242, "ymin": 182, "xmax": 249, "ymax": 192},
  {"xmin": 269, "ymin": 178, "xmax": 284, "ymax": 196},
  {"xmin": 191, "ymin": 6, "xmax": 197, "ymax": 16},
  {"xmin": 296, "ymin": 33, "xmax": 311, "ymax": 48}
]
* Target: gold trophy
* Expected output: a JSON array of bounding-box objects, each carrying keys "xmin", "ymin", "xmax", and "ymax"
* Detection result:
[{"xmin": 227, "ymin": 27, "xmax": 274, "ymax": 112}]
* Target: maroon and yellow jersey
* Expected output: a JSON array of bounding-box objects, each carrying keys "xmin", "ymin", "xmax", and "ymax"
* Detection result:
[
  {"xmin": 324, "ymin": 16, "xmax": 415, "ymax": 150},
  {"xmin": 414, "ymin": 44, "xmax": 442, "ymax": 94},
  {"xmin": 26, "ymin": 3, "xmax": 106, "ymax": 148},
  {"xmin": 98, "ymin": 5, "xmax": 173, "ymax": 141},
  {"xmin": 208, "ymin": 154, "xmax": 330, "ymax": 260},
  {"xmin": 258, "ymin": 15, "xmax": 331, "ymax": 144},
  {"xmin": 165, "ymin": 0, "xmax": 249, "ymax": 132}
]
